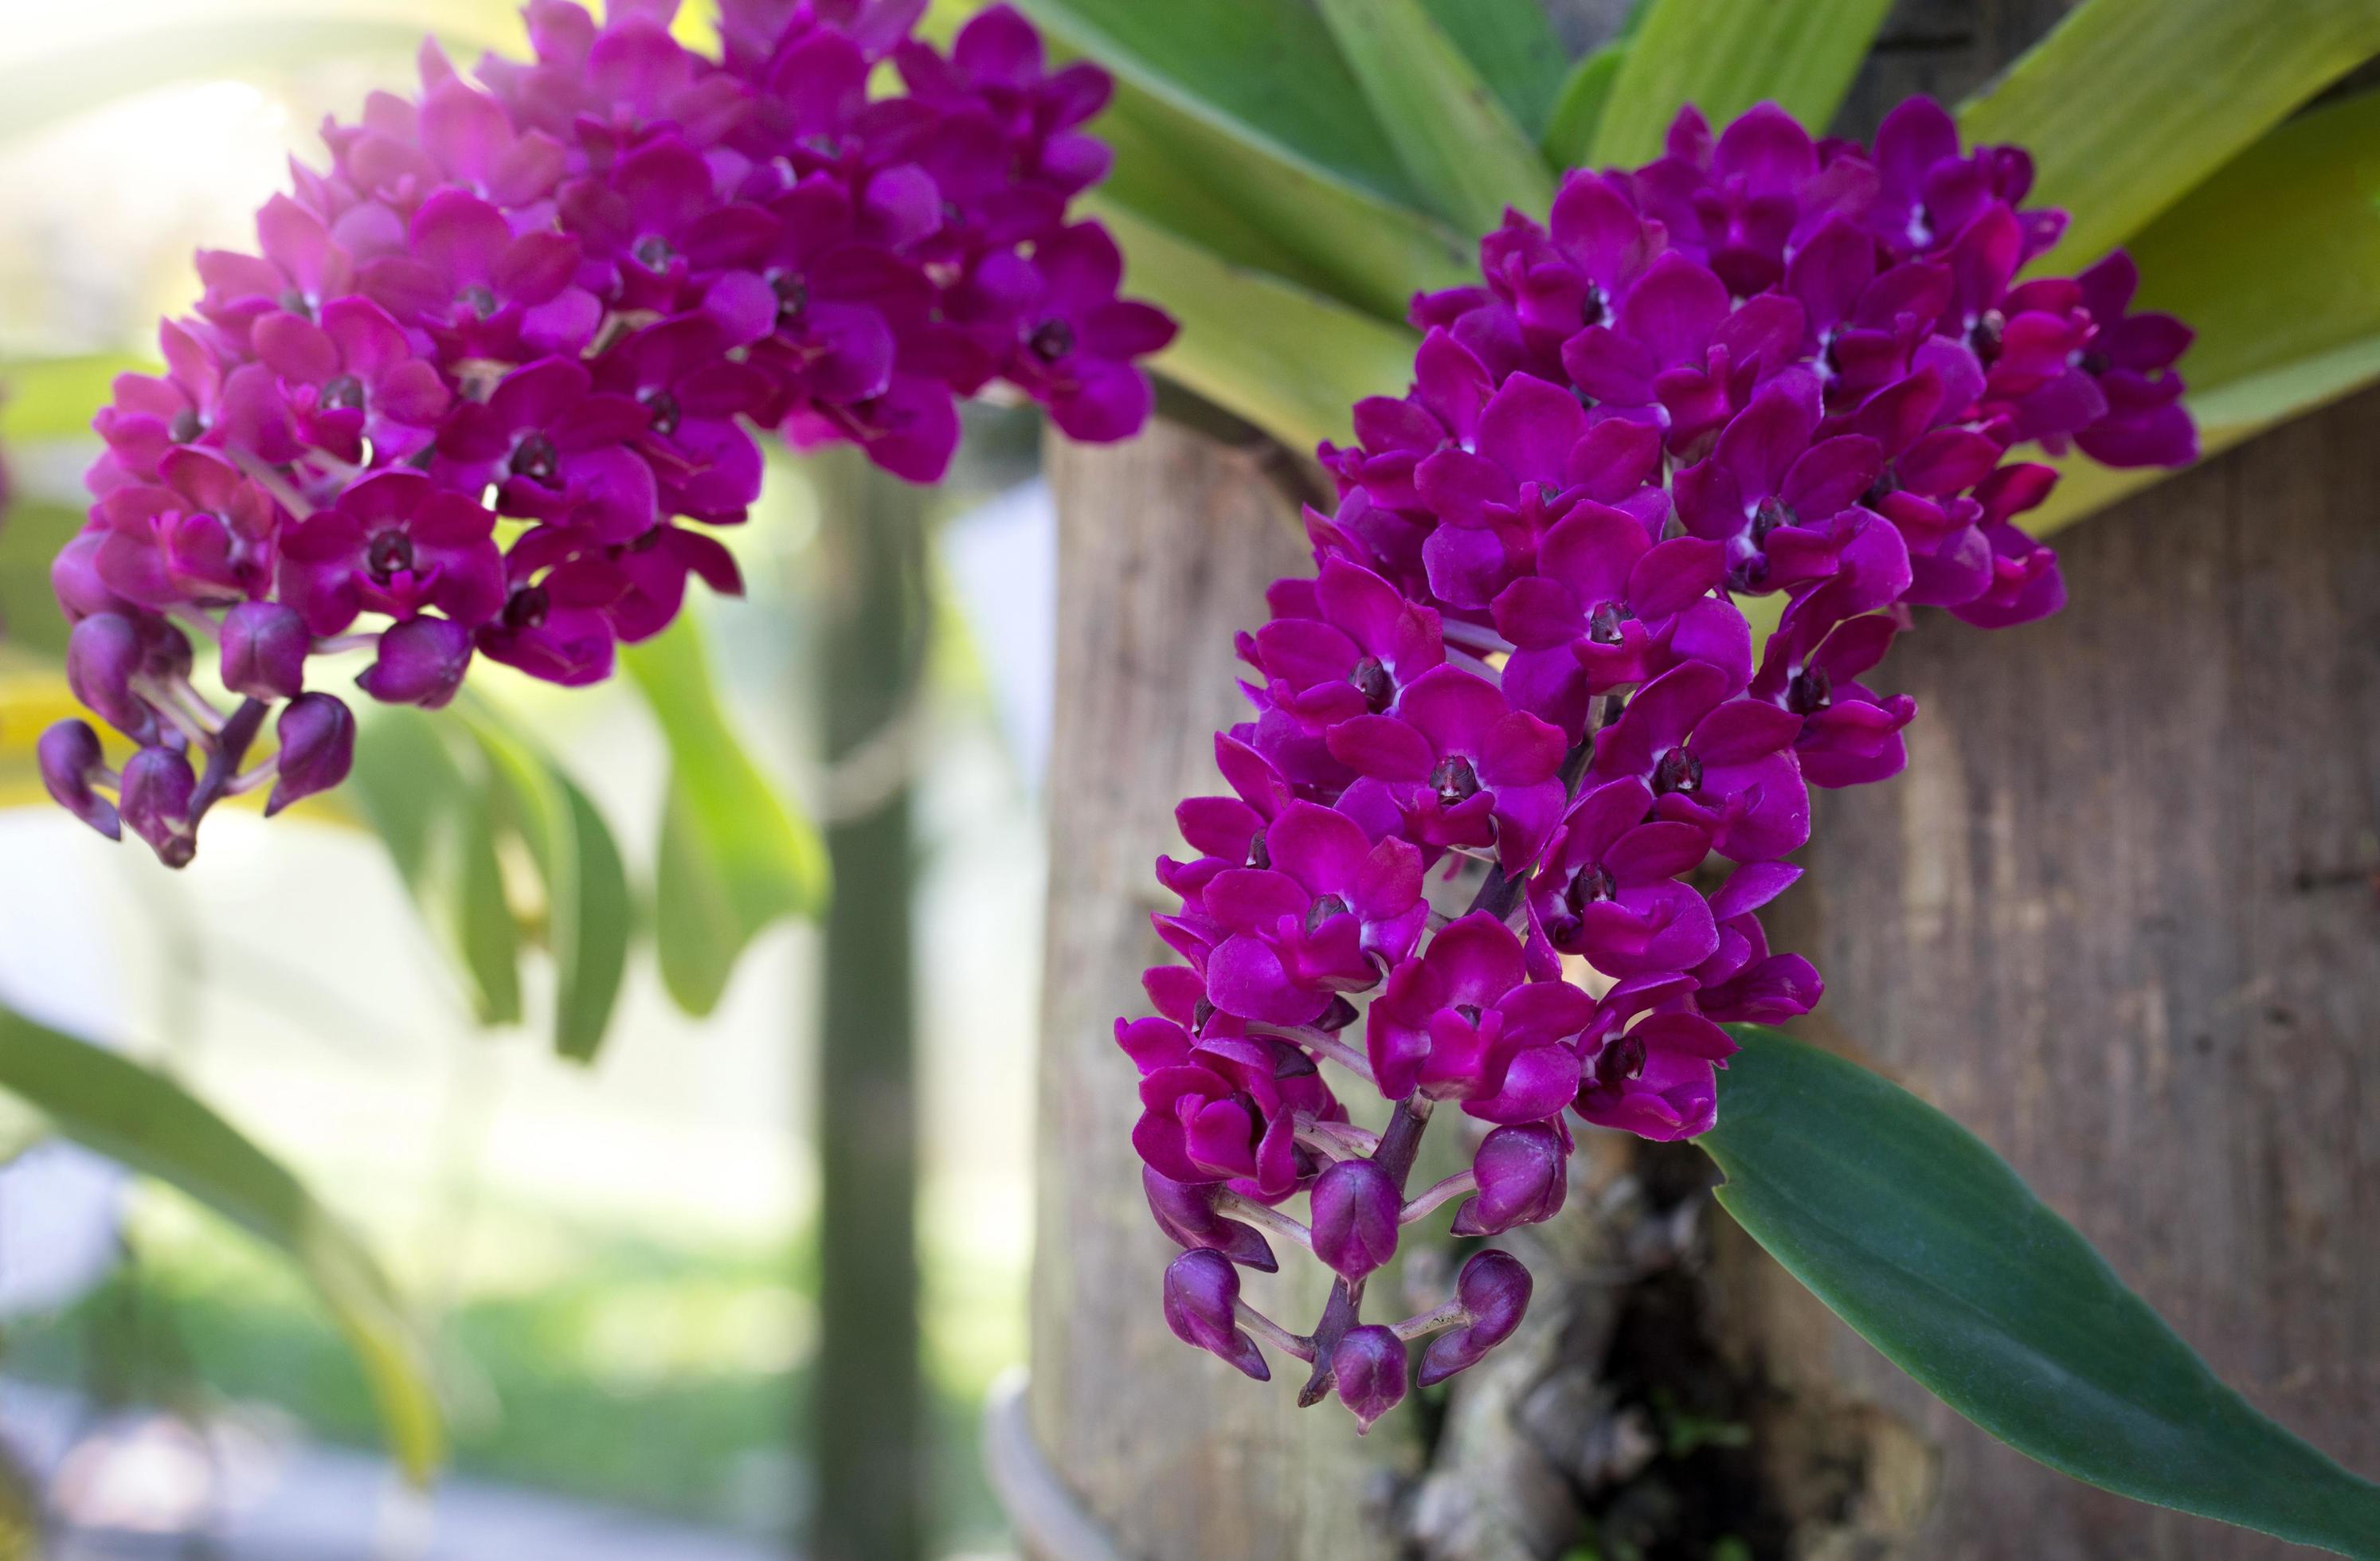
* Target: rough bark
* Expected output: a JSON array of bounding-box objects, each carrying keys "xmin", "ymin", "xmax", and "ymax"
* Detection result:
[{"xmin": 1029, "ymin": 414, "xmax": 1412, "ymax": 1560}]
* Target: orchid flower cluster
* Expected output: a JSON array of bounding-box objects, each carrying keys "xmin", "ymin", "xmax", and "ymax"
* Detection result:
[
  {"xmin": 41, "ymin": 0, "xmax": 1168, "ymax": 866},
  {"xmin": 1129, "ymin": 97, "xmax": 2194, "ymax": 1428}
]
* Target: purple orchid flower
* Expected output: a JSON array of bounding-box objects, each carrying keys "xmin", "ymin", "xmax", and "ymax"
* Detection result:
[
  {"xmin": 1327, "ymin": 665, "xmax": 1569, "ymax": 869},
  {"xmin": 1587, "ymin": 659, "xmax": 1810, "ymax": 862},
  {"xmin": 1365, "ymin": 913, "xmax": 1591, "ymax": 1122}
]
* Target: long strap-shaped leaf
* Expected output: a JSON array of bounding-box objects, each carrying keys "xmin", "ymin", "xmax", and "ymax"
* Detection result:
[
  {"xmin": 1016, "ymin": 0, "xmax": 1472, "ymax": 320},
  {"xmin": 1959, "ymin": 0, "xmax": 2380, "ymax": 274},
  {"xmin": 1098, "ymin": 199, "xmax": 1419, "ymax": 455},
  {"xmin": 1588, "ymin": 0, "xmax": 1896, "ymax": 166},
  {"xmin": 0, "ymin": 1007, "xmax": 444, "ymax": 1485},
  {"xmin": 1702, "ymin": 1027, "xmax": 2380, "ymax": 1556},
  {"xmin": 622, "ymin": 613, "xmax": 828, "ymax": 1018},
  {"xmin": 1312, "ymin": 0, "xmax": 1553, "ymax": 236},
  {"xmin": 1418, "ymin": 0, "xmax": 1568, "ymax": 135},
  {"xmin": 2017, "ymin": 90, "xmax": 2380, "ymax": 535}
]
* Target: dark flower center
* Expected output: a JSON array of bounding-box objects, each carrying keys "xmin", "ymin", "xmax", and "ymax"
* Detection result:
[
  {"xmin": 460, "ymin": 284, "xmax": 499, "ymax": 319},
  {"xmin": 1970, "ymin": 307, "xmax": 2006, "ymax": 364},
  {"xmin": 1565, "ymin": 864, "xmax": 1617, "ymax": 913},
  {"xmin": 1429, "ymin": 754, "xmax": 1481, "ymax": 809},
  {"xmin": 642, "ymin": 388, "xmax": 682, "ymax": 436},
  {"xmin": 510, "ymin": 432, "xmax": 560, "ymax": 483},
  {"xmin": 1580, "ymin": 283, "xmax": 1607, "ymax": 328},
  {"xmin": 1317, "ymin": 996, "xmax": 1360, "ymax": 1032},
  {"xmin": 1305, "ymin": 893, "xmax": 1350, "ymax": 933},
  {"xmin": 1862, "ymin": 466, "xmax": 1902, "ymax": 508},
  {"xmin": 1192, "ymin": 996, "xmax": 1216, "ymax": 1035},
  {"xmin": 2077, "ymin": 347, "xmax": 2112, "ymax": 376},
  {"xmin": 1593, "ymin": 1031, "xmax": 1647, "ymax": 1090},
  {"xmin": 1786, "ymin": 667, "xmax": 1832, "ymax": 717},
  {"xmin": 1728, "ymin": 554, "xmax": 1771, "ymax": 593},
  {"xmin": 321, "ymin": 374, "xmax": 366, "ymax": 412},
  {"xmin": 1652, "ymin": 746, "xmax": 1702, "ymax": 796},
  {"xmin": 1750, "ymin": 495, "xmax": 1795, "ymax": 545},
  {"xmin": 772, "ymin": 272, "xmax": 808, "ymax": 319},
  {"xmin": 278, "ymin": 288, "xmax": 312, "ymax": 318},
  {"xmin": 168, "ymin": 408, "xmax": 204, "ymax": 444},
  {"xmin": 1028, "ymin": 317, "xmax": 1075, "ymax": 363},
  {"xmin": 1349, "ymin": 655, "xmax": 1394, "ymax": 713},
  {"xmin": 366, "ymin": 530, "xmax": 416, "ymax": 582},
  {"xmin": 1248, "ymin": 832, "xmax": 1271, "ymax": 869},
  {"xmin": 634, "ymin": 235, "xmax": 675, "ymax": 270},
  {"xmin": 1454, "ymin": 1003, "xmax": 1482, "ymax": 1026},
  {"xmin": 1587, "ymin": 601, "xmax": 1631, "ymax": 646},
  {"xmin": 501, "ymin": 584, "xmax": 550, "ymax": 631}
]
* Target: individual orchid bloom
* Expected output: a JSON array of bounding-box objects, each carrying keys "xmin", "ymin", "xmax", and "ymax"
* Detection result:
[
  {"xmin": 1240, "ymin": 558, "xmax": 1448, "ymax": 741},
  {"xmin": 249, "ymin": 296, "xmax": 453, "ymax": 466},
  {"xmin": 1201, "ymin": 800, "xmax": 1429, "ymax": 1027},
  {"xmin": 374, "ymin": 188, "xmax": 599, "ymax": 362},
  {"xmin": 276, "ymin": 470, "xmax": 505, "ymax": 635},
  {"xmin": 435, "ymin": 358, "xmax": 660, "ymax": 543},
  {"xmin": 92, "ymin": 448, "xmax": 282, "ymax": 609},
  {"xmin": 1693, "ymin": 863, "xmax": 1823, "ymax": 1023},
  {"xmin": 1572, "ymin": 972, "xmax": 1740, "ymax": 1140},
  {"xmin": 1121, "ymin": 1019, "xmax": 1341, "ymax": 1202},
  {"xmin": 2047, "ymin": 251, "xmax": 2198, "ymax": 468},
  {"xmin": 1364, "ymin": 913, "xmax": 1593, "ymax": 1123},
  {"xmin": 967, "ymin": 222, "xmax": 1179, "ymax": 443},
  {"xmin": 1326, "ymin": 664, "xmax": 1569, "ymax": 869},
  {"xmin": 1587, "ymin": 659, "xmax": 1810, "ymax": 862},
  {"xmin": 1673, "ymin": 370, "xmax": 1883, "ymax": 594},
  {"xmin": 1629, "ymin": 102, "xmax": 1866, "ymax": 298},
  {"xmin": 1525, "ymin": 777, "xmax": 1719, "ymax": 978},
  {"xmin": 1559, "ymin": 249, "xmax": 1807, "ymax": 449},
  {"xmin": 1950, "ymin": 463, "xmax": 2066, "ymax": 628},
  {"xmin": 1749, "ymin": 611, "xmax": 1918, "ymax": 788},
  {"xmin": 1477, "ymin": 170, "xmax": 1666, "ymax": 367}
]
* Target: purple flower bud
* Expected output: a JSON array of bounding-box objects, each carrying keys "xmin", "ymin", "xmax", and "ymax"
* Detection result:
[
  {"xmin": 37, "ymin": 719, "xmax": 119, "ymax": 840},
  {"xmin": 50, "ymin": 532, "xmax": 126, "ymax": 622},
  {"xmin": 1144, "ymin": 1167, "xmax": 1278, "ymax": 1273},
  {"xmin": 1161, "ymin": 1250, "xmax": 1268, "ymax": 1381},
  {"xmin": 220, "ymin": 601, "xmax": 309, "ymax": 701},
  {"xmin": 268, "ymin": 694, "xmax": 355, "ymax": 816},
  {"xmin": 119, "ymin": 745, "xmax": 198, "ymax": 867},
  {"xmin": 1308, "ymin": 1158, "xmax": 1401, "ymax": 1282},
  {"xmin": 356, "ymin": 616, "xmax": 473, "ymax": 709},
  {"xmin": 1418, "ymin": 1250, "xmax": 1533, "ymax": 1387},
  {"xmin": 66, "ymin": 613, "xmax": 159, "ymax": 743},
  {"xmin": 1331, "ymin": 1324, "xmax": 1407, "ymax": 1433},
  {"xmin": 1453, "ymin": 1123, "xmax": 1569, "ymax": 1236}
]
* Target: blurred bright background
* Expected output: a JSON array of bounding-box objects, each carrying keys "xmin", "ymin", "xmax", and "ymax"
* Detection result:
[{"xmin": 0, "ymin": 1, "xmax": 1051, "ymax": 1554}]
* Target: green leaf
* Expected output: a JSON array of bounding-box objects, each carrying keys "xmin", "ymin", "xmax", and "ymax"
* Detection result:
[
  {"xmin": 0, "ymin": 1005, "xmax": 442, "ymax": 1484},
  {"xmin": 346, "ymin": 710, "xmax": 523, "ymax": 1028},
  {"xmin": 1957, "ymin": 0, "xmax": 2380, "ymax": 274},
  {"xmin": 1098, "ymin": 198, "xmax": 1421, "ymax": 454},
  {"xmin": 453, "ymin": 706, "xmax": 632, "ymax": 1064},
  {"xmin": 1590, "ymin": 0, "xmax": 1896, "ymax": 166},
  {"xmin": 623, "ymin": 615, "xmax": 827, "ymax": 1018},
  {"xmin": 2014, "ymin": 92, "xmax": 2380, "ymax": 536},
  {"xmin": 1701, "ymin": 1027, "xmax": 2380, "ymax": 1557},
  {"xmin": 1015, "ymin": 0, "xmax": 1474, "ymax": 319},
  {"xmin": 1313, "ymin": 0, "xmax": 1554, "ymax": 235},
  {"xmin": 1416, "ymin": 0, "xmax": 1569, "ymax": 136},
  {"xmin": 1542, "ymin": 44, "xmax": 1624, "ymax": 170},
  {"xmin": 0, "ymin": 354, "xmax": 151, "ymax": 444}
]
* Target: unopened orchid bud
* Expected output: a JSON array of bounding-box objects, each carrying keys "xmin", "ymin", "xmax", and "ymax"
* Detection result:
[
  {"xmin": 357, "ymin": 616, "xmax": 473, "ymax": 709},
  {"xmin": 66, "ymin": 613, "xmax": 159, "ymax": 743},
  {"xmin": 220, "ymin": 601, "xmax": 309, "ymax": 700},
  {"xmin": 1418, "ymin": 1249, "xmax": 1533, "ymax": 1387},
  {"xmin": 38, "ymin": 719, "xmax": 119, "ymax": 840},
  {"xmin": 1309, "ymin": 1158, "xmax": 1400, "ymax": 1282},
  {"xmin": 1453, "ymin": 1122, "xmax": 1569, "ymax": 1237},
  {"xmin": 49, "ymin": 533, "xmax": 125, "ymax": 623},
  {"xmin": 1145, "ymin": 1168, "xmax": 1278, "ymax": 1273},
  {"xmin": 119, "ymin": 745, "xmax": 198, "ymax": 867},
  {"xmin": 1161, "ymin": 1250, "xmax": 1267, "ymax": 1381},
  {"xmin": 268, "ymin": 694, "xmax": 354, "ymax": 816},
  {"xmin": 1331, "ymin": 1324, "xmax": 1407, "ymax": 1433}
]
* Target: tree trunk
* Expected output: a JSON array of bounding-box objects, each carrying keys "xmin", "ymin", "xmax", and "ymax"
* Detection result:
[
  {"xmin": 812, "ymin": 452, "xmax": 930, "ymax": 1561},
  {"xmin": 1021, "ymin": 2, "xmax": 2379, "ymax": 1553}
]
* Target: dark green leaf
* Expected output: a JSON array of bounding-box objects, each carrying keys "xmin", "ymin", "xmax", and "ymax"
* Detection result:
[
  {"xmin": 1590, "ymin": 0, "xmax": 1896, "ymax": 166},
  {"xmin": 1016, "ymin": 0, "xmax": 1474, "ymax": 319},
  {"xmin": 1313, "ymin": 0, "xmax": 1553, "ymax": 234},
  {"xmin": 1417, "ymin": 0, "xmax": 1569, "ymax": 135},
  {"xmin": 346, "ymin": 709, "xmax": 522, "ymax": 1027},
  {"xmin": 1957, "ymin": 0, "xmax": 2380, "ymax": 273},
  {"xmin": 622, "ymin": 615, "xmax": 827, "ymax": 1018},
  {"xmin": 1098, "ymin": 198, "xmax": 1422, "ymax": 452},
  {"xmin": 0, "ymin": 1004, "xmax": 442, "ymax": 1483},
  {"xmin": 1702, "ymin": 1027, "xmax": 2380, "ymax": 1556},
  {"xmin": 453, "ymin": 706, "xmax": 632, "ymax": 1064}
]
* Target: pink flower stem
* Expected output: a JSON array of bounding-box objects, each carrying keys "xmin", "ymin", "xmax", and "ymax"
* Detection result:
[{"xmin": 1399, "ymin": 1169, "xmax": 1476, "ymax": 1226}]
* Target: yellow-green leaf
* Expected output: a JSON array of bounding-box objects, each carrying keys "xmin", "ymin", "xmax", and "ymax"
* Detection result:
[
  {"xmin": 1958, "ymin": 0, "xmax": 2380, "ymax": 273},
  {"xmin": 1590, "ymin": 0, "xmax": 1897, "ymax": 166}
]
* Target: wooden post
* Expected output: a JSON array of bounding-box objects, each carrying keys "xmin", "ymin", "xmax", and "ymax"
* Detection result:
[{"xmin": 1022, "ymin": 5, "xmax": 2378, "ymax": 1553}]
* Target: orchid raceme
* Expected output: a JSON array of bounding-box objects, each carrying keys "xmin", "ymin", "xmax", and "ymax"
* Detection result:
[
  {"xmin": 41, "ymin": 0, "xmax": 1169, "ymax": 866},
  {"xmin": 1129, "ymin": 96, "xmax": 2197, "ymax": 1424}
]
